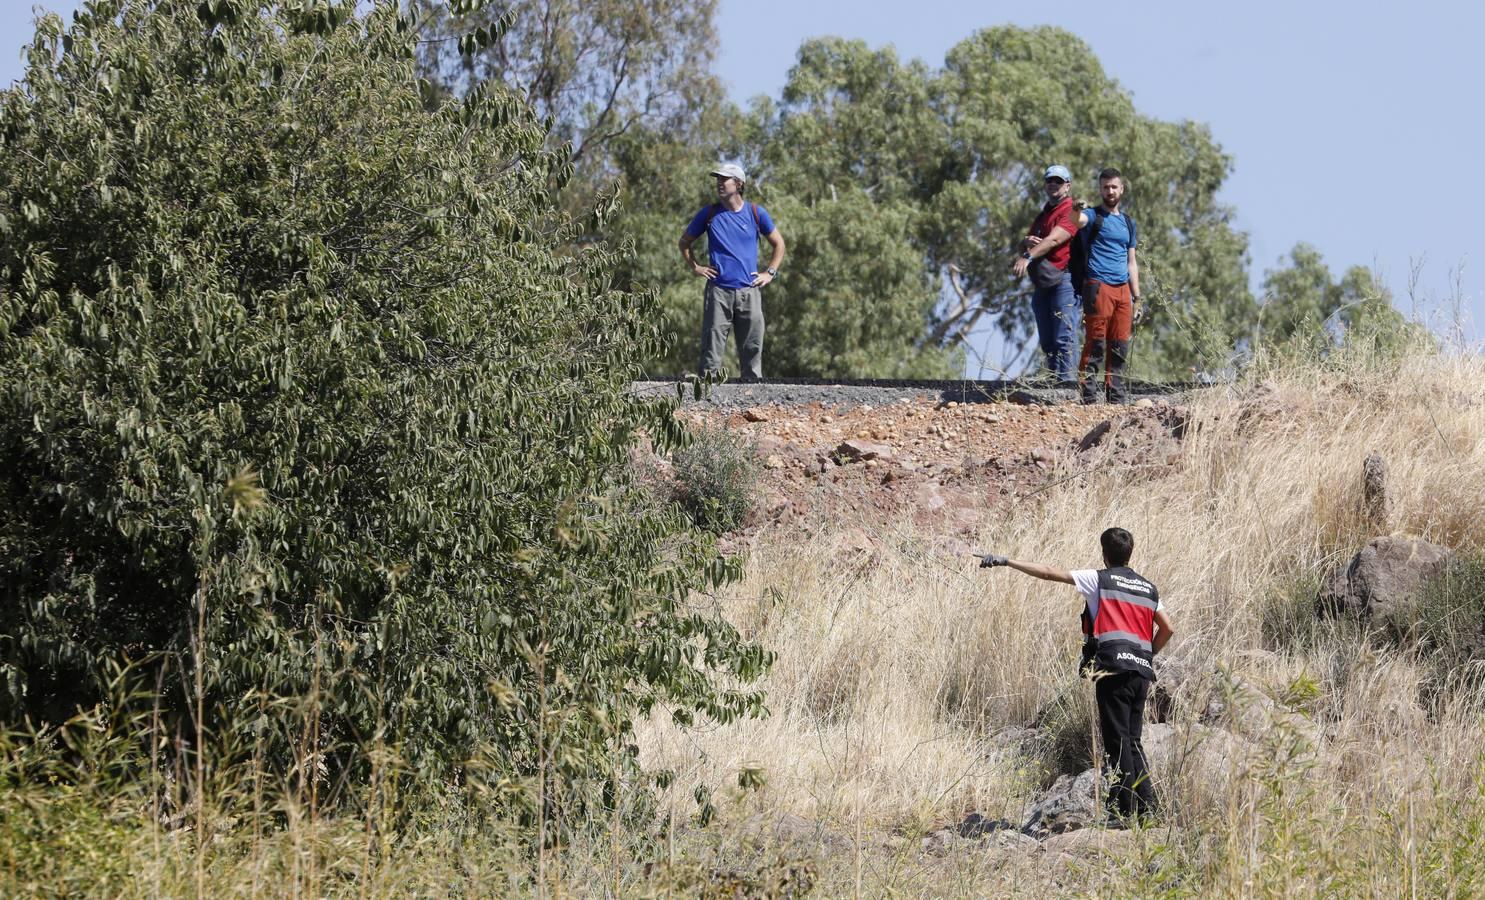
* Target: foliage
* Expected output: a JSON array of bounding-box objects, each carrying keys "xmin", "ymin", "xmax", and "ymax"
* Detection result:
[
  {"xmin": 413, "ymin": 0, "xmax": 723, "ymax": 191},
  {"xmin": 0, "ymin": 0, "xmax": 769, "ymax": 805},
  {"xmin": 1258, "ymin": 243, "xmax": 1428, "ymax": 356},
  {"xmin": 668, "ymin": 423, "xmax": 759, "ymax": 535}
]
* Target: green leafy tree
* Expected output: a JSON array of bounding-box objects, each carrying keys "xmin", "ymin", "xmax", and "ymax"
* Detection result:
[
  {"xmin": 0, "ymin": 0, "xmax": 767, "ymax": 805},
  {"xmin": 757, "ymin": 191, "xmax": 960, "ymax": 377},
  {"xmin": 414, "ymin": 0, "xmax": 722, "ymax": 185},
  {"xmin": 615, "ymin": 40, "xmax": 960, "ymax": 379},
  {"xmin": 1258, "ymin": 243, "xmax": 1418, "ymax": 352},
  {"xmin": 625, "ymin": 28, "xmax": 1260, "ymax": 378},
  {"xmin": 743, "ymin": 41, "xmax": 959, "ymax": 378}
]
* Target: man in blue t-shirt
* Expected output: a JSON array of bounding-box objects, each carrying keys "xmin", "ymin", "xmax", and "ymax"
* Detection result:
[
  {"xmin": 1075, "ymin": 168, "xmax": 1141, "ymax": 404},
  {"xmin": 678, "ymin": 163, "xmax": 786, "ymax": 381}
]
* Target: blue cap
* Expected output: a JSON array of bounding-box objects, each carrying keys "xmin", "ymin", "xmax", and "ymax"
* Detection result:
[{"xmin": 1044, "ymin": 165, "xmax": 1072, "ymax": 182}]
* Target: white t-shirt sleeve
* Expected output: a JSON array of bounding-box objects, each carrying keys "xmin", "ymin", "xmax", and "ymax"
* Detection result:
[
  {"xmin": 1071, "ymin": 569, "xmax": 1100, "ymax": 621},
  {"xmin": 1071, "ymin": 569, "xmax": 1100, "ymax": 603}
]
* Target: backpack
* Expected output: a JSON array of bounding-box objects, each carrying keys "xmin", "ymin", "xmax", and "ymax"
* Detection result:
[
  {"xmin": 702, "ymin": 201, "xmax": 763, "ymax": 237},
  {"xmin": 1069, "ymin": 207, "xmax": 1135, "ymax": 294}
]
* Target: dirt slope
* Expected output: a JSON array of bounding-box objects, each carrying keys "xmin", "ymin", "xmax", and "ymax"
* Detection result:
[{"xmin": 679, "ymin": 393, "xmax": 1192, "ymax": 545}]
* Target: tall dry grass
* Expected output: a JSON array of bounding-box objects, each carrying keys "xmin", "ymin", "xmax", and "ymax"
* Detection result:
[{"xmin": 635, "ymin": 347, "xmax": 1485, "ymax": 894}]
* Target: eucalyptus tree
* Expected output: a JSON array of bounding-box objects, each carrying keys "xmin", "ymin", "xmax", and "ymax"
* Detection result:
[
  {"xmin": 414, "ymin": 0, "xmax": 723, "ymax": 185},
  {"xmin": 0, "ymin": 0, "xmax": 768, "ymax": 807},
  {"xmin": 922, "ymin": 26, "xmax": 1255, "ymax": 376}
]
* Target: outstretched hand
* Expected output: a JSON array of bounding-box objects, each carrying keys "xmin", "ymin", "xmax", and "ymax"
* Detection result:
[{"xmin": 977, "ymin": 553, "xmax": 1010, "ymax": 568}]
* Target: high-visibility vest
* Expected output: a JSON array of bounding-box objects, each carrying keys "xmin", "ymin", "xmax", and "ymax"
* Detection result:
[{"xmin": 1080, "ymin": 567, "xmax": 1160, "ymax": 679}]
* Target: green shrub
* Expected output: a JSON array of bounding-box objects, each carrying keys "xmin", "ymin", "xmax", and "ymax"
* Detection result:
[
  {"xmin": 0, "ymin": 0, "xmax": 769, "ymax": 810},
  {"xmin": 669, "ymin": 424, "xmax": 759, "ymax": 534}
]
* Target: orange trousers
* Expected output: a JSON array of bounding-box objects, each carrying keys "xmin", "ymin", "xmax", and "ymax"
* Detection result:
[{"xmin": 1078, "ymin": 281, "xmax": 1133, "ymax": 404}]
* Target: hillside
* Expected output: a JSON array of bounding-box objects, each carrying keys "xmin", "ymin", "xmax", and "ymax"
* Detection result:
[{"xmin": 629, "ymin": 353, "xmax": 1485, "ymax": 896}]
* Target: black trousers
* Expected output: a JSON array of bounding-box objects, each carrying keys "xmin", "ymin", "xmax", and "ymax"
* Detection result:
[{"xmin": 1095, "ymin": 670, "xmax": 1156, "ymax": 819}]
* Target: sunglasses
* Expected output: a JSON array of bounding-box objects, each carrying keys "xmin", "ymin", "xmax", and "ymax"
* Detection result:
[{"xmin": 1044, "ymin": 178, "xmax": 1066, "ymax": 185}]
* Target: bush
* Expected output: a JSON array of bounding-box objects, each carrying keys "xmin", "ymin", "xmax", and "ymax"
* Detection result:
[
  {"xmin": 669, "ymin": 423, "xmax": 759, "ymax": 534},
  {"xmin": 0, "ymin": 0, "xmax": 769, "ymax": 809}
]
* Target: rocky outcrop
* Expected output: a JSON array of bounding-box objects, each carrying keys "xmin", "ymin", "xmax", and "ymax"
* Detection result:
[
  {"xmin": 1362, "ymin": 453, "xmax": 1391, "ymax": 534},
  {"xmin": 1074, "ymin": 404, "xmax": 1190, "ymax": 474},
  {"xmin": 1019, "ymin": 768, "xmax": 1103, "ymax": 836},
  {"xmin": 1317, "ymin": 536, "xmax": 1452, "ymax": 619}
]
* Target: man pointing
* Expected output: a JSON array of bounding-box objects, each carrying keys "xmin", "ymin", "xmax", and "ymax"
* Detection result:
[{"xmin": 978, "ymin": 528, "xmax": 1173, "ymax": 825}]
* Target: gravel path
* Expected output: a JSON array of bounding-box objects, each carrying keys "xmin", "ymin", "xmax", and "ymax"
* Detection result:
[{"xmin": 632, "ymin": 378, "xmax": 1200, "ymax": 411}]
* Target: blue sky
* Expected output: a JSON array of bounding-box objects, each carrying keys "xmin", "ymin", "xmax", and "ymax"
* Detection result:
[{"xmin": 4, "ymin": 1, "xmax": 1480, "ymax": 368}]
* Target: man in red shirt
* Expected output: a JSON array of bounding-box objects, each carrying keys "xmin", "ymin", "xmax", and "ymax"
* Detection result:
[{"xmin": 1012, "ymin": 165, "xmax": 1082, "ymax": 383}]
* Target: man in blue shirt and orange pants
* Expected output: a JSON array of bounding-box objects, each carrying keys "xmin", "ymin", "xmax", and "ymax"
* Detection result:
[
  {"xmin": 678, "ymin": 164, "xmax": 786, "ymax": 381},
  {"xmin": 1076, "ymin": 168, "xmax": 1142, "ymax": 404}
]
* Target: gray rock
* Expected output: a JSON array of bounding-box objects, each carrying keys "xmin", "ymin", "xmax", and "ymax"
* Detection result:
[
  {"xmin": 1317, "ymin": 536, "xmax": 1452, "ymax": 619},
  {"xmin": 1076, "ymin": 419, "xmax": 1114, "ymax": 452},
  {"xmin": 957, "ymin": 812, "xmax": 1016, "ymax": 838},
  {"xmin": 834, "ymin": 439, "xmax": 893, "ymax": 463},
  {"xmin": 1021, "ymin": 768, "xmax": 1103, "ymax": 835},
  {"xmin": 987, "ymin": 830, "xmax": 1040, "ymax": 851},
  {"xmin": 921, "ymin": 828, "xmax": 958, "ymax": 855},
  {"xmin": 1040, "ymin": 827, "xmax": 1140, "ymax": 858},
  {"xmin": 1140, "ymin": 721, "xmax": 1261, "ymax": 804},
  {"xmin": 1006, "ymin": 389, "xmax": 1062, "ymax": 406},
  {"xmin": 1362, "ymin": 453, "xmax": 1391, "ymax": 534}
]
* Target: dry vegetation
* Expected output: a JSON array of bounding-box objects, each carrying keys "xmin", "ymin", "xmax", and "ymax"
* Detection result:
[
  {"xmin": 634, "ymin": 347, "xmax": 1485, "ymax": 895},
  {"xmin": 5, "ymin": 347, "xmax": 1485, "ymax": 897}
]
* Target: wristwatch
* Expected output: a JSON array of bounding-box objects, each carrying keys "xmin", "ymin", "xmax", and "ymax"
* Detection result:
[
  {"xmin": 766, "ymin": 266, "xmax": 778, "ymax": 276},
  {"xmin": 1021, "ymin": 251, "xmax": 1033, "ymax": 260}
]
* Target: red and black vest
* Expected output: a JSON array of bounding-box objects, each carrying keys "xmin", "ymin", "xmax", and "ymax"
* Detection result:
[{"xmin": 1080, "ymin": 567, "xmax": 1160, "ymax": 680}]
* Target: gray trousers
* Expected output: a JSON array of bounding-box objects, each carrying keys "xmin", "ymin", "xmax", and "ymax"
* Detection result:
[{"xmin": 699, "ymin": 283, "xmax": 764, "ymax": 380}]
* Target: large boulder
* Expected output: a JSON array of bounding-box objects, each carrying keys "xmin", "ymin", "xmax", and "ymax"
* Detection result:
[{"xmin": 1317, "ymin": 537, "xmax": 1452, "ymax": 619}]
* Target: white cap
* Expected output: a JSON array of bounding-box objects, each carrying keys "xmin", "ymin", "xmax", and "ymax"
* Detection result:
[{"xmin": 710, "ymin": 163, "xmax": 746, "ymax": 183}]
